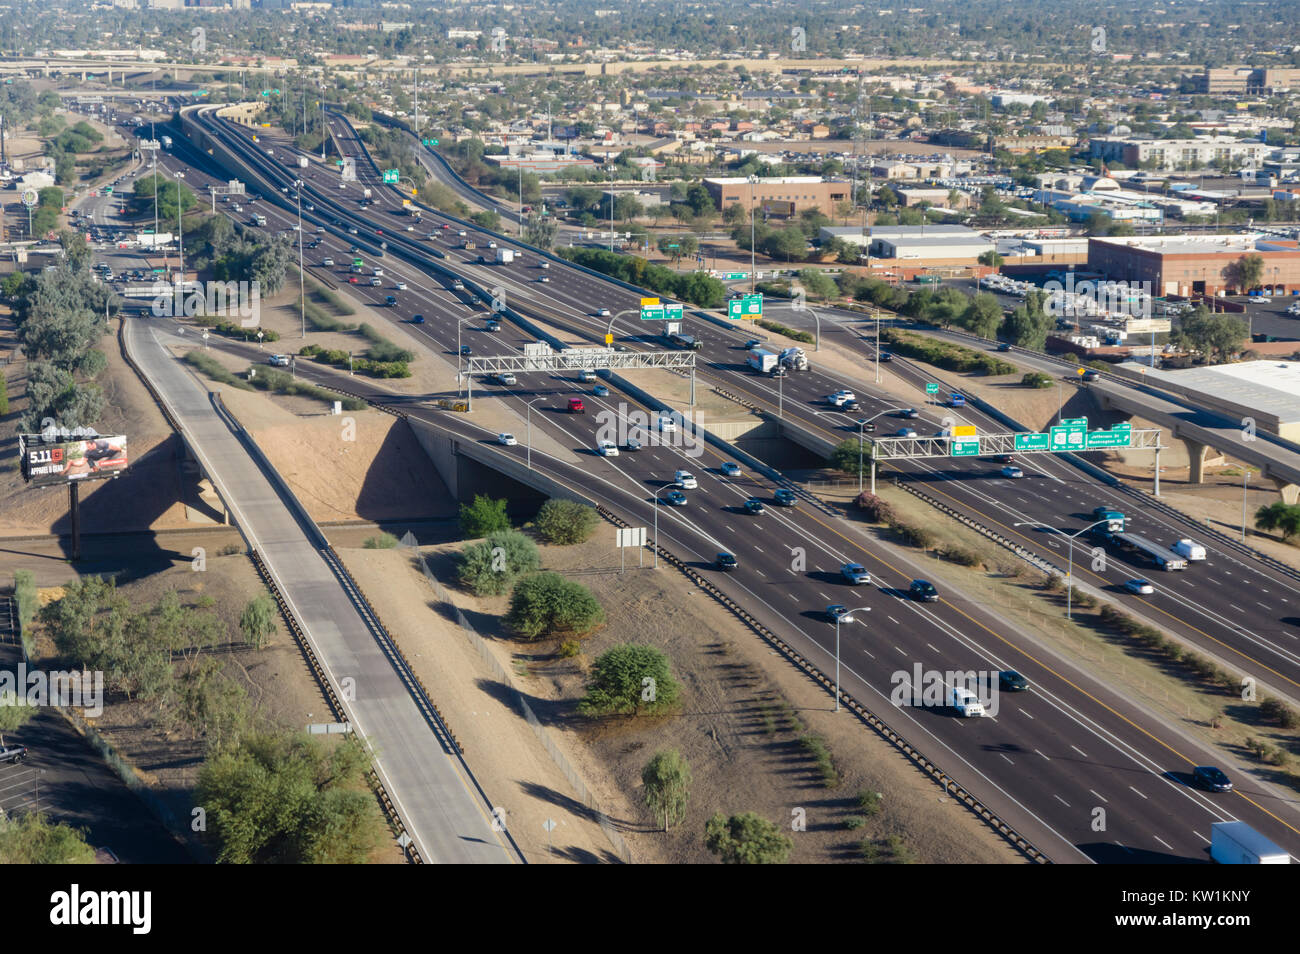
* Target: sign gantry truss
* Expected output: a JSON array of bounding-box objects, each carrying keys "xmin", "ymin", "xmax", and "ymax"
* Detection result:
[
  {"xmin": 871, "ymin": 427, "xmax": 1163, "ymax": 461},
  {"xmin": 465, "ymin": 349, "xmax": 697, "ymax": 376}
]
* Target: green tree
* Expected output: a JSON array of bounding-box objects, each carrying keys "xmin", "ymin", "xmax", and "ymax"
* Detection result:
[
  {"xmin": 195, "ymin": 730, "xmax": 384, "ymax": 864},
  {"xmin": 977, "ymin": 250, "xmax": 1004, "ymax": 268},
  {"xmin": 829, "ymin": 438, "xmax": 871, "ymax": 477},
  {"xmin": 703, "ymin": 811, "xmax": 793, "ymax": 864},
  {"xmin": 961, "ymin": 292, "xmax": 1004, "ymax": 340},
  {"xmin": 579, "ymin": 644, "xmax": 679, "ymax": 716},
  {"xmin": 0, "ymin": 696, "xmax": 36, "ymax": 746},
  {"xmin": 456, "ymin": 530, "xmax": 541, "ymax": 596},
  {"xmin": 796, "ymin": 267, "xmax": 838, "ymax": 300},
  {"xmin": 238, "ymin": 593, "xmax": 277, "ymax": 650},
  {"xmin": 459, "ymin": 494, "xmax": 511, "ymax": 538},
  {"xmin": 1255, "ymin": 502, "xmax": 1300, "ymax": 540},
  {"xmin": 506, "ymin": 572, "xmax": 604, "ymax": 640},
  {"xmin": 523, "ymin": 211, "xmax": 557, "ymax": 250},
  {"xmin": 0, "ymin": 813, "xmax": 95, "ymax": 864},
  {"xmin": 1172, "ymin": 308, "xmax": 1249, "ymax": 363},
  {"xmin": 1222, "ymin": 253, "xmax": 1265, "ymax": 293},
  {"xmin": 642, "ymin": 750, "xmax": 692, "ymax": 831},
  {"xmin": 533, "ymin": 499, "xmax": 598, "ymax": 545},
  {"xmin": 469, "ymin": 210, "xmax": 500, "ymax": 232}
]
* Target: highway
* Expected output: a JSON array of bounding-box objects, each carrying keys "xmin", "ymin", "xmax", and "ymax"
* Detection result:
[{"xmin": 118, "ymin": 106, "xmax": 1300, "ymax": 863}]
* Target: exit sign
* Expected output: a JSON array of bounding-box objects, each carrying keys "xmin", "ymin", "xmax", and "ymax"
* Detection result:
[{"xmin": 422, "ymin": 138, "xmax": 439, "ymax": 147}]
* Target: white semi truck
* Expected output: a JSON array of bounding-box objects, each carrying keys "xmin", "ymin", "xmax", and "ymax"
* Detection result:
[
  {"xmin": 1210, "ymin": 821, "xmax": 1289, "ymax": 864},
  {"xmin": 780, "ymin": 347, "xmax": 809, "ymax": 371}
]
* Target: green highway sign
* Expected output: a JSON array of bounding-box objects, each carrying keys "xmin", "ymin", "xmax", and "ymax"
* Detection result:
[
  {"xmin": 1014, "ymin": 432, "xmax": 1051, "ymax": 451},
  {"xmin": 640, "ymin": 304, "xmax": 664, "ymax": 321},
  {"xmin": 664, "ymin": 303, "xmax": 683, "ymax": 321},
  {"xmin": 382, "ymin": 169, "xmax": 399, "ymax": 184},
  {"xmin": 925, "ymin": 382, "xmax": 939, "ymax": 394},
  {"xmin": 422, "ymin": 138, "xmax": 439, "ymax": 147},
  {"xmin": 951, "ymin": 436, "xmax": 981, "ymax": 457},
  {"xmin": 1086, "ymin": 423, "xmax": 1133, "ymax": 449},
  {"xmin": 1049, "ymin": 416, "xmax": 1089, "ymax": 451},
  {"xmin": 722, "ymin": 272, "xmax": 749, "ymax": 280},
  {"xmin": 103, "ymin": 186, "xmax": 113, "ymax": 194},
  {"xmin": 727, "ymin": 294, "xmax": 763, "ymax": 319}
]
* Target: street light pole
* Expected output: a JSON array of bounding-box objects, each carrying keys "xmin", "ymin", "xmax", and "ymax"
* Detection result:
[
  {"xmin": 652, "ymin": 483, "xmax": 683, "ymax": 570},
  {"xmin": 525, "ymin": 396, "xmax": 543, "ymax": 470},
  {"xmin": 834, "ymin": 607, "xmax": 871, "ymax": 712},
  {"xmin": 296, "ymin": 179, "xmax": 305, "ymax": 338},
  {"xmin": 1015, "ymin": 518, "xmax": 1113, "ymax": 619},
  {"xmin": 749, "ymin": 175, "xmax": 757, "ymax": 294},
  {"xmin": 875, "ymin": 312, "xmax": 882, "ymax": 384},
  {"xmin": 1242, "ymin": 469, "xmax": 1250, "ymax": 543}
]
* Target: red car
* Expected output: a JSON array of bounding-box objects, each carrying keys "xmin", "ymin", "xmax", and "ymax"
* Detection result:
[
  {"xmin": 567, "ymin": 397, "xmax": 586, "ymax": 414},
  {"xmin": 348, "ymin": 276, "xmax": 360, "ymax": 284}
]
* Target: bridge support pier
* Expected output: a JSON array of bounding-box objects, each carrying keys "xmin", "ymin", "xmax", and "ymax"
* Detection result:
[
  {"xmin": 1272, "ymin": 478, "xmax": 1300, "ymax": 505},
  {"xmin": 1181, "ymin": 438, "xmax": 1223, "ymax": 485}
]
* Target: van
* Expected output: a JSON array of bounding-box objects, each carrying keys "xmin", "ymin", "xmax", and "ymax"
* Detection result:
[
  {"xmin": 578, "ymin": 369, "xmax": 596, "ymax": 383},
  {"xmin": 949, "ymin": 686, "xmax": 986, "ymax": 718},
  {"xmin": 1171, "ymin": 538, "xmax": 1207, "ymax": 561}
]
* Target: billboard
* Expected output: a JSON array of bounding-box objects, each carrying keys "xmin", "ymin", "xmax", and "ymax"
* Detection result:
[{"xmin": 19, "ymin": 434, "xmax": 129, "ymax": 487}]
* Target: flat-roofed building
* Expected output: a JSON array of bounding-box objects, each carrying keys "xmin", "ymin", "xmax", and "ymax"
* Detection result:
[
  {"xmin": 704, "ymin": 176, "xmax": 850, "ymax": 217},
  {"xmin": 1089, "ymin": 234, "xmax": 1300, "ymax": 296}
]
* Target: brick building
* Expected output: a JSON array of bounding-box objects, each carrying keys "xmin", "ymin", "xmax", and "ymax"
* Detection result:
[
  {"xmin": 703, "ymin": 176, "xmax": 850, "ymax": 217},
  {"xmin": 1088, "ymin": 234, "xmax": 1300, "ymax": 296}
]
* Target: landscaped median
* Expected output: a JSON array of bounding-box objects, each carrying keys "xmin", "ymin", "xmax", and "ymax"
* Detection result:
[{"xmin": 880, "ymin": 327, "xmax": 1017, "ymax": 377}]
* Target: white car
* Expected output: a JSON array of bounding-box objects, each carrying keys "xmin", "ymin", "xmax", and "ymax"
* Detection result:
[
  {"xmin": 674, "ymin": 470, "xmax": 697, "ymax": 489},
  {"xmin": 658, "ymin": 414, "xmax": 677, "ymax": 432},
  {"xmin": 1001, "ymin": 465, "xmax": 1024, "ymax": 479},
  {"xmin": 598, "ymin": 440, "xmax": 619, "ymax": 457},
  {"xmin": 268, "ymin": 354, "xmax": 290, "ymax": 367},
  {"xmin": 828, "ymin": 390, "xmax": 856, "ymax": 407},
  {"xmin": 1124, "ymin": 578, "xmax": 1155, "ymax": 595},
  {"xmin": 949, "ymin": 686, "xmax": 987, "ymax": 717},
  {"xmin": 840, "ymin": 563, "xmax": 871, "ymax": 585},
  {"xmin": 488, "ymin": 241, "xmax": 498, "ymax": 249},
  {"xmin": 497, "ymin": 433, "xmax": 518, "ymax": 446},
  {"xmin": 596, "ymin": 308, "xmax": 611, "ymax": 317},
  {"xmin": 395, "ymin": 281, "xmax": 407, "ymax": 290},
  {"xmin": 720, "ymin": 462, "xmax": 742, "ymax": 477}
]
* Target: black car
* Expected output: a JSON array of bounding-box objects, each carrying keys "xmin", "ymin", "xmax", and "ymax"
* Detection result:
[
  {"xmin": 909, "ymin": 579, "xmax": 939, "ymax": 602},
  {"xmin": 773, "ymin": 489, "xmax": 797, "ymax": 507},
  {"xmin": 716, "ymin": 552, "xmax": 738, "ymax": 571},
  {"xmin": 412, "ymin": 314, "xmax": 425, "ymax": 324},
  {"xmin": 459, "ymin": 345, "xmax": 472, "ymax": 356},
  {"xmin": 1192, "ymin": 766, "xmax": 1232, "ymax": 793},
  {"xmin": 999, "ymin": 670, "xmax": 1029, "ymax": 692},
  {"xmin": 743, "ymin": 497, "xmax": 765, "ymax": 514},
  {"xmin": 996, "ymin": 342, "xmax": 1012, "ymax": 352},
  {"xmin": 878, "ymin": 351, "xmax": 893, "ymax": 362},
  {"xmin": 384, "ymin": 295, "xmax": 397, "ymax": 305},
  {"xmin": 1081, "ymin": 369, "xmax": 1100, "ymax": 382}
]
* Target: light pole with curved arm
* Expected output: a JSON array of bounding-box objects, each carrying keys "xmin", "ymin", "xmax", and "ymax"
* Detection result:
[
  {"xmin": 817, "ymin": 406, "xmax": 911, "ymax": 492},
  {"xmin": 525, "ymin": 396, "xmax": 544, "ymax": 470},
  {"xmin": 834, "ymin": 606, "xmax": 872, "ymax": 711},
  {"xmin": 456, "ymin": 314, "xmax": 476, "ymax": 399},
  {"xmin": 295, "ymin": 178, "xmax": 305, "ymax": 338},
  {"xmin": 1014, "ymin": 517, "xmax": 1116, "ymax": 619}
]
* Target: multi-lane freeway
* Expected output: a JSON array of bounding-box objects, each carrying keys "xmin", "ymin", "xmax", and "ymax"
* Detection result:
[{"xmin": 89, "ymin": 103, "xmax": 1300, "ymax": 864}]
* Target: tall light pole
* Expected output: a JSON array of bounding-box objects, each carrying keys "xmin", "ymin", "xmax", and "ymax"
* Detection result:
[
  {"xmin": 875, "ymin": 311, "xmax": 882, "ymax": 383},
  {"xmin": 456, "ymin": 315, "xmax": 474, "ymax": 395},
  {"xmin": 652, "ymin": 482, "xmax": 684, "ymax": 570},
  {"xmin": 525, "ymin": 396, "xmax": 544, "ymax": 470},
  {"xmin": 834, "ymin": 607, "xmax": 871, "ymax": 712},
  {"xmin": 1015, "ymin": 518, "xmax": 1114, "ymax": 619},
  {"xmin": 295, "ymin": 179, "xmax": 306, "ymax": 337},
  {"xmin": 816, "ymin": 407, "xmax": 907, "ymax": 492},
  {"xmin": 174, "ymin": 170, "xmax": 184, "ymax": 287},
  {"xmin": 1242, "ymin": 469, "xmax": 1250, "ymax": 543},
  {"xmin": 748, "ymin": 174, "xmax": 758, "ymax": 294}
]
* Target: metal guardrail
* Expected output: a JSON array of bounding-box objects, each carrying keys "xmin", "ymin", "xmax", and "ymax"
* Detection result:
[{"xmin": 592, "ymin": 503, "xmax": 1051, "ymax": 864}]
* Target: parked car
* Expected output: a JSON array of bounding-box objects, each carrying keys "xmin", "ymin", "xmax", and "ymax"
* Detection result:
[
  {"xmin": 0, "ymin": 744, "xmax": 28, "ymax": 764},
  {"xmin": 909, "ymin": 579, "xmax": 939, "ymax": 602}
]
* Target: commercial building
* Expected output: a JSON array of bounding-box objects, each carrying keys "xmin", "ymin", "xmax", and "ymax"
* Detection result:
[
  {"xmin": 1089, "ymin": 136, "xmax": 1270, "ymax": 172},
  {"xmin": 1200, "ymin": 67, "xmax": 1300, "ymax": 95},
  {"xmin": 866, "ymin": 224, "xmax": 994, "ymax": 261},
  {"xmin": 1088, "ymin": 234, "xmax": 1300, "ymax": 297},
  {"xmin": 703, "ymin": 176, "xmax": 850, "ymax": 217}
]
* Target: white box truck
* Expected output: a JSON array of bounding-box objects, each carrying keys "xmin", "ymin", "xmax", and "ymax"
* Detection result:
[
  {"xmin": 362, "ymin": 187, "xmax": 372, "ymax": 199},
  {"xmin": 296, "ymin": 155, "xmax": 309, "ymax": 169},
  {"xmin": 495, "ymin": 248, "xmax": 514, "ymax": 264},
  {"xmin": 747, "ymin": 349, "xmax": 779, "ymax": 374},
  {"xmin": 1171, "ymin": 538, "xmax": 1207, "ymax": 561},
  {"xmin": 1210, "ymin": 821, "xmax": 1289, "ymax": 864}
]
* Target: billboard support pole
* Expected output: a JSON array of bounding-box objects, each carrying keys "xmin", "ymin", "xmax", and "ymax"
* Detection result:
[{"xmin": 69, "ymin": 482, "xmax": 81, "ymax": 561}]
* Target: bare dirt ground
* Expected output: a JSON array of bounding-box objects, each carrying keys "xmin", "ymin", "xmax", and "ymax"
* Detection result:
[{"xmin": 383, "ymin": 534, "xmax": 1019, "ymax": 864}]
